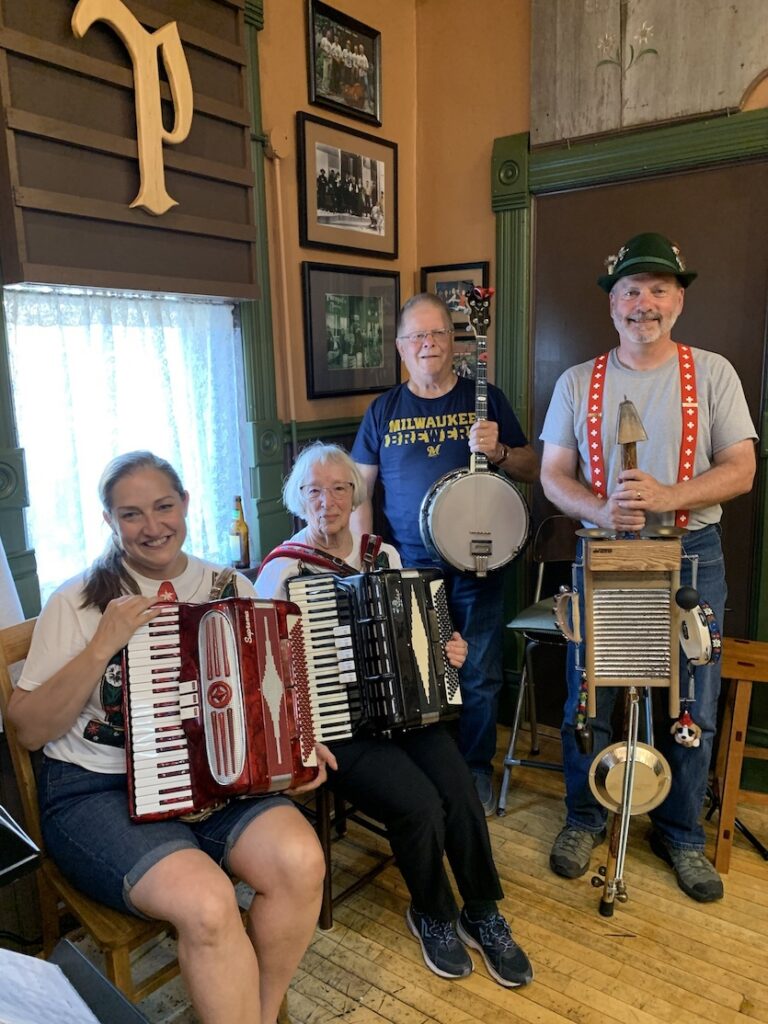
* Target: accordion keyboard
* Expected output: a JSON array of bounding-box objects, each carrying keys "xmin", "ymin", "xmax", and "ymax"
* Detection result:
[
  {"xmin": 125, "ymin": 605, "xmax": 197, "ymax": 817},
  {"xmin": 286, "ymin": 575, "xmax": 360, "ymax": 743}
]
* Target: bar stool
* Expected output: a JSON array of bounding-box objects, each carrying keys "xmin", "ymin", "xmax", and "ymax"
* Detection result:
[{"xmin": 497, "ymin": 515, "xmax": 579, "ymax": 815}]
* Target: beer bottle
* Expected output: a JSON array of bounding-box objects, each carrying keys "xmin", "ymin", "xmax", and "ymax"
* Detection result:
[{"xmin": 229, "ymin": 495, "xmax": 250, "ymax": 569}]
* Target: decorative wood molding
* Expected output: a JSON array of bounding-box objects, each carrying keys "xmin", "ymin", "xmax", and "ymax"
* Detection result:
[
  {"xmin": 243, "ymin": 0, "xmax": 264, "ymax": 31},
  {"xmin": 239, "ymin": 3, "xmax": 289, "ymax": 559},
  {"xmin": 288, "ymin": 418, "xmax": 363, "ymax": 443},
  {"xmin": 530, "ymin": 108, "xmax": 768, "ymax": 193},
  {"xmin": 491, "ymin": 132, "xmax": 530, "ymax": 213}
]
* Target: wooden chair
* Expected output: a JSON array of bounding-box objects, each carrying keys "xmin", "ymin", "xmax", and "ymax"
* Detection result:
[
  {"xmin": 712, "ymin": 637, "xmax": 768, "ymax": 873},
  {"xmin": 303, "ymin": 786, "xmax": 393, "ymax": 930},
  {"xmin": 0, "ymin": 618, "xmax": 179, "ymax": 1002}
]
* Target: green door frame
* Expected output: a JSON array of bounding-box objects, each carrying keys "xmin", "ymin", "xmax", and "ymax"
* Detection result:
[{"xmin": 492, "ymin": 108, "xmax": 768, "ymax": 638}]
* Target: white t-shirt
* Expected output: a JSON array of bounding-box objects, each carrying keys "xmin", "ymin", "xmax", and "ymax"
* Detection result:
[
  {"xmin": 16, "ymin": 555, "xmax": 256, "ymax": 772},
  {"xmin": 254, "ymin": 529, "xmax": 402, "ymax": 601}
]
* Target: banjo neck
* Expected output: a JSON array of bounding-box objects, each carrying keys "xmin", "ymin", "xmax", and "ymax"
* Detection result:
[{"xmin": 467, "ymin": 287, "xmax": 494, "ymax": 474}]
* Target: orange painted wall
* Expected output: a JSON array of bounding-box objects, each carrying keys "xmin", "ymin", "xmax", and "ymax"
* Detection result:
[
  {"xmin": 414, "ymin": 0, "xmax": 530, "ymax": 270},
  {"xmin": 259, "ymin": 0, "xmax": 417, "ymax": 425},
  {"xmin": 258, "ymin": 0, "xmax": 531, "ymax": 424}
]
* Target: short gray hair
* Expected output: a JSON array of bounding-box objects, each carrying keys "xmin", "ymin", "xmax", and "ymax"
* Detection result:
[
  {"xmin": 396, "ymin": 292, "xmax": 453, "ymax": 338},
  {"xmin": 282, "ymin": 442, "xmax": 367, "ymax": 518}
]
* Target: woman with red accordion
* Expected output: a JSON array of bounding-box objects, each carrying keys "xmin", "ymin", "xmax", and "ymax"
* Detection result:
[
  {"xmin": 7, "ymin": 450, "xmax": 332, "ymax": 1024},
  {"xmin": 256, "ymin": 442, "xmax": 533, "ymax": 990}
]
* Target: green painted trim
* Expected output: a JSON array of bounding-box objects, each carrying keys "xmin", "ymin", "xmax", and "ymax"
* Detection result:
[
  {"xmin": 493, "ymin": 202, "xmax": 533, "ymax": 617},
  {"xmin": 494, "ymin": 109, "xmax": 768, "ymax": 640},
  {"xmin": 529, "ymin": 108, "xmax": 768, "ymax": 194},
  {"xmin": 0, "ymin": 300, "xmax": 16, "ymax": 446},
  {"xmin": 240, "ymin": 7, "xmax": 291, "ymax": 557},
  {"xmin": 289, "ymin": 417, "xmax": 363, "ymax": 442},
  {"xmin": 491, "ymin": 133, "xmax": 530, "ymax": 213},
  {"xmin": 241, "ymin": 18, "xmax": 276, "ymax": 424},
  {"xmin": 243, "ymin": 0, "xmax": 264, "ymax": 31},
  {"xmin": 0, "ymin": 261, "xmax": 40, "ymax": 611}
]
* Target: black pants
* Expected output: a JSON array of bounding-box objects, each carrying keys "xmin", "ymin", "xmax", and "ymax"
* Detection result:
[{"xmin": 327, "ymin": 724, "xmax": 503, "ymax": 920}]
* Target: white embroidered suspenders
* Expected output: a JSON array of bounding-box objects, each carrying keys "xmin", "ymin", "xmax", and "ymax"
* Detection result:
[{"xmin": 587, "ymin": 346, "xmax": 698, "ymax": 527}]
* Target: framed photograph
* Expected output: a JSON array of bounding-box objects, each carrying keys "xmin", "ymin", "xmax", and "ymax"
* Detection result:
[
  {"xmin": 451, "ymin": 337, "xmax": 478, "ymax": 381},
  {"xmin": 420, "ymin": 261, "xmax": 490, "ymax": 338},
  {"xmin": 306, "ymin": 0, "xmax": 381, "ymax": 126},
  {"xmin": 297, "ymin": 112, "xmax": 398, "ymax": 259},
  {"xmin": 302, "ymin": 261, "xmax": 400, "ymax": 399}
]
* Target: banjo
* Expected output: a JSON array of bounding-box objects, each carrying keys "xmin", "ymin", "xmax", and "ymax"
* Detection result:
[{"xmin": 419, "ymin": 287, "xmax": 530, "ymax": 576}]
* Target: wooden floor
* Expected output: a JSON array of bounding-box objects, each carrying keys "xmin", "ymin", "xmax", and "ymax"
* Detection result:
[{"xmin": 131, "ymin": 725, "xmax": 768, "ymax": 1024}]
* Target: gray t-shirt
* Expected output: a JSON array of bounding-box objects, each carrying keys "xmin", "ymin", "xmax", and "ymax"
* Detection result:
[{"xmin": 540, "ymin": 346, "xmax": 757, "ymax": 530}]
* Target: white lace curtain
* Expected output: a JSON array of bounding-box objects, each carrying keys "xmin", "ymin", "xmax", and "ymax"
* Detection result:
[{"xmin": 4, "ymin": 288, "xmax": 249, "ymax": 603}]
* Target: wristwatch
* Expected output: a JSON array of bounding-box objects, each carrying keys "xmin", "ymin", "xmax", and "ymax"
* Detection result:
[{"xmin": 491, "ymin": 444, "xmax": 508, "ymax": 466}]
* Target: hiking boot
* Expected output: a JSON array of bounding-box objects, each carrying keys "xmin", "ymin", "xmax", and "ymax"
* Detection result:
[
  {"xmin": 457, "ymin": 908, "xmax": 533, "ymax": 988},
  {"xmin": 472, "ymin": 771, "xmax": 497, "ymax": 817},
  {"xmin": 406, "ymin": 906, "xmax": 473, "ymax": 979},
  {"xmin": 649, "ymin": 831, "xmax": 724, "ymax": 902},
  {"xmin": 549, "ymin": 825, "xmax": 606, "ymax": 878}
]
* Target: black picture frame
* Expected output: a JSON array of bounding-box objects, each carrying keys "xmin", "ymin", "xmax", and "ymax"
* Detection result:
[
  {"xmin": 297, "ymin": 112, "xmax": 398, "ymax": 259},
  {"xmin": 420, "ymin": 261, "xmax": 490, "ymax": 336},
  {"xmin": 302, "ymin": 261, "xmax": 400, "ymax": 399},
  {"xmin": 306, "ymin": 0, "xmax": 381, "ymax": 127},
  {"xmin": 420, "ymin": 262, "xmax": 490, "ymax": 379}
]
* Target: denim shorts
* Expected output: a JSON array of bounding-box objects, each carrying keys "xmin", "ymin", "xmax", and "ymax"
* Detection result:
[{"xmin": 39, "ymin": 756, "xmax": 292, "ymax": 916}]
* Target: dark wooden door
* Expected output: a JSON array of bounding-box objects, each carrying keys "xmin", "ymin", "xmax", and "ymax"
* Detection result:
[{"xmin": 532, "ymin": 161, "xmax": 768, "ymax": 640}]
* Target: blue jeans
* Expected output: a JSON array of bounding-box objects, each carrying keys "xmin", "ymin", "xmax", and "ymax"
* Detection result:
[
  {"xmin": 39, "ymin": 757, "xmax": 292, "ymax": 916},
  {"xmin": 561, "ymin": 525, "xmax": 726, "ymax": 850},
  {"xmin": 445, "ymin": 569, "xmax": 507, "ymax": 776}
]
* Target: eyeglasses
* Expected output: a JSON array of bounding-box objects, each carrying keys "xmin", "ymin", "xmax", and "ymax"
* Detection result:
[
  {"xmin": 397, "ymin": 328, "xmax": 454, "ymax": 344},
  {"xmin": 300, "ymin": 483, "xmax": 355, "ymax": 501}
]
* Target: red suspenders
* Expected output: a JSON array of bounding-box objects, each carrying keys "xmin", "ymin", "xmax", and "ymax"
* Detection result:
[{"xmin": 587, "ymin": 345, "xmax": 698, "ymax": 527}]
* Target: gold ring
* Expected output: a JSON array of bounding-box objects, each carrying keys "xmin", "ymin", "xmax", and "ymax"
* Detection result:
[{"xmin": 636, "ymin": 491, "xmax": 642, "ymax": 500}]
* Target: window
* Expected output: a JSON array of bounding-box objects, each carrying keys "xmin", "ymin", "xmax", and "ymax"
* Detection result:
[{"xmin": 5, "ymin": 288, "xmax": 250, "ymax": 602}]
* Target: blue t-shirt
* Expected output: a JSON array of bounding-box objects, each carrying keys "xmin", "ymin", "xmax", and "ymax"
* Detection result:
[{"xmin": 351, "ymin": 376, "xmax": 528, "ymax": 566}]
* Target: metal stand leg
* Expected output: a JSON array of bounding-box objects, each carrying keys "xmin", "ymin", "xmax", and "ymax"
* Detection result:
[
  {"xmin": 497, "ymin": 642, "xmax": 563, "ymax": 817},
  {"xmin": 705, "ymin": 786, "xmax": 768, "ymax": 860}
]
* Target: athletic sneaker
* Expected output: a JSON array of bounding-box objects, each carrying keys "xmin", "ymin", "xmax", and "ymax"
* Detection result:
[
  {"xmin": 549, "ymin": 825, "xmax": 606, "ymax": 878},
  {"xmin": 649, "ymin": 830, "xmax": 724, "ymax": 902},
  {"xmin": 457, "ymin": 909, "xmax": 533, "ymax": 988},
  {"xmin": 472, "ymin": 771, "xmax": 497, "ymax": 817},
  {"xmin": 406, "ymin": 906, "xmax": 473, "ymax": 979}
]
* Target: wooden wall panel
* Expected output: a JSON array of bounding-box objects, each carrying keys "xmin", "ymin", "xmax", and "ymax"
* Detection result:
[
  {"xmin": 532, "ymin": 0, "xmax": 768, "ymax": 146},
  {"xmin": 0, "ymin": 0, "xmax": 259, "ymax": 299}
]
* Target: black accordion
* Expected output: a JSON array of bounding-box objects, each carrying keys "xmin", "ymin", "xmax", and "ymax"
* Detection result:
[{"xmin": 286, "ymin": 568, "xmax": 461, "ymax": 739}]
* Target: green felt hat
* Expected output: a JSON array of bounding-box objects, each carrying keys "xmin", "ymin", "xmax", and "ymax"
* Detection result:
[{"xmin": 597, "ymin": 232, "xmax": 697, "ymax": 292}]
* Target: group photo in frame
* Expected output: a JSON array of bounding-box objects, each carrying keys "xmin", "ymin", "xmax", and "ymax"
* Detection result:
[
  {"xmin": 297, "ymin": 112, "xmax": 398, "ymax": 260},
  {"xmin": 301, "ymin": 261, "xmax": 400, "ymax": 399},
  {"xmin": 420, "ymin": 261, "xmax": 490, "ymax": 378},
  {"xmin": 306, "ymin": 0, "xmax": 381, "ymax": 126}
]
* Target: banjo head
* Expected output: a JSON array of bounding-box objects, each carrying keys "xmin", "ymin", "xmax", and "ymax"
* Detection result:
[{"xmin": 420, "ymin": 470, "xmax": 529, "ymax": 573}]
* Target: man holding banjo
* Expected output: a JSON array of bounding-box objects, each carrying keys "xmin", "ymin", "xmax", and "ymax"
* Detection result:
[{"xmin": 351, "ymin": 291, "xmax": 539, "ymax": 814}]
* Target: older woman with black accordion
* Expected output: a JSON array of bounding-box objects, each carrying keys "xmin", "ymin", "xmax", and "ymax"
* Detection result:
[{"xmin": 256, "ymin": 441, "xmax": 533, "ymax": 989}]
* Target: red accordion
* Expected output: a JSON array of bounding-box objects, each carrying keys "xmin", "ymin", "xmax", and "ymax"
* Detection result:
[{"xmin": 122, "ymin": 598, "xmax": 317, "ymax": 822}]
